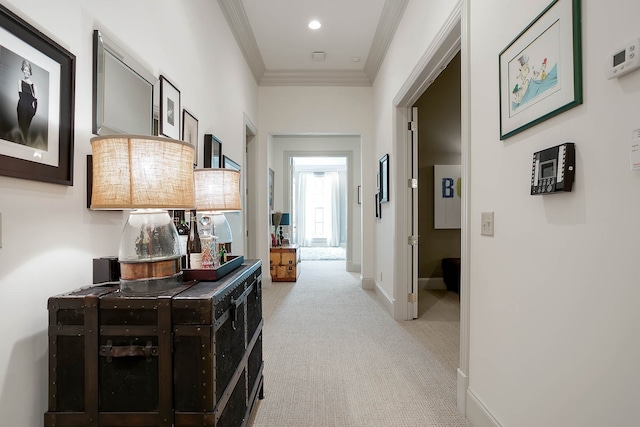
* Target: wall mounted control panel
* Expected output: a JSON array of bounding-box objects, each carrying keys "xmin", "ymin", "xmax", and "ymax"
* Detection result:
[
  {"xmin": 607, "ymin": 37, "xmax": 640, "ymax": 79},
  {"xmin": 531, "ymin": 143, "xmax": 575, "ymax": 195}
]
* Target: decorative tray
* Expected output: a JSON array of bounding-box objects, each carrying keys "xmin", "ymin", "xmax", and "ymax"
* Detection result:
[{"xmin": 182, "ymin": 255, "xmax": 244, "ymax": 281}]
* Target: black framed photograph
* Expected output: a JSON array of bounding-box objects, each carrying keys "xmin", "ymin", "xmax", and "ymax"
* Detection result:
[
  {"xmin": 223, "ymin": 155, "xmax": 240, "ymax": 171},
  {"xmin": 159, "ymin": 75, "xmax": 180, "ymax": 139},
  {"xmin": 379, "ymin": 154, "xmax": 389, "ymax": 203},
  {"xmin": 203, "ymin": 134, "xmax": 222, "ymax": 168},
  {"xmin": 0, "ymin": 4, "xmax": 75, "ymax": 185},
  {"xmin": 499, "ymin": 0, "xmax": 582, "ymax": 140},
  {"xmin": 375, "ymin": 193, "xmax": 381, "ymax": 218},
  {"xmin": 182, "ymin": 109, "xmax": 198, "ymax": 166}
]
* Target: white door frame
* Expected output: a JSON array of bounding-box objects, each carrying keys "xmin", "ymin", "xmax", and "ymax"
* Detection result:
[
  {"xmin": 282, "ymin": 149, "xmax": 356, "ymax": 272},
  {"xmin": 244, "ymin": 113, "xmax": 258, "ymax": 259},
  {"xmin": 409, "ymin": 106, "xmax": 419, "ymax": 320},
  {"xmin": 392, "ymin": 1, "xmax": 470, "ymax": 414}
]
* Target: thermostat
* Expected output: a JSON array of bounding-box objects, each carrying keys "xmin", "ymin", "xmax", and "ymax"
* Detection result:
[{"xmin": 607, "ymin": 37, "xmax": 640, "ymax": 79}]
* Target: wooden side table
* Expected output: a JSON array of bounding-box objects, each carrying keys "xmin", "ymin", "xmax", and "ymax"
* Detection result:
[{"xmin": 269, "ymin": 244, "xmax": 301, "ymax": 282}]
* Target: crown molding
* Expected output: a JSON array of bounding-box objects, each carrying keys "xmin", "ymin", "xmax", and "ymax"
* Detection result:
[
  {"xmin": 260, "ymin": 70, "xmax": 371, "ymax": 87},
  {"xmin": 217, "ymin": 0, "xmax": 266, "ymax": 83},
  {"xmin": 364, "ymin": 0, "xmax": 409, "ymax": 84},
  {"xmin": 218, "ymin": 0, "xmax": 407, "ymax": 86}
]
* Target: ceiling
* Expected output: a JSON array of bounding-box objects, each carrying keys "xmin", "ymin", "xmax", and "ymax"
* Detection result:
[{"xmin": 218, "ymin": 0, "xmax": 409, "ymax": 86}]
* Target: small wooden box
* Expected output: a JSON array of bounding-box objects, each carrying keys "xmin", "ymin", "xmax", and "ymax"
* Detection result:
[{"xmin": 269, "ymin": 245, "xmax": 300, "ymax": 282}]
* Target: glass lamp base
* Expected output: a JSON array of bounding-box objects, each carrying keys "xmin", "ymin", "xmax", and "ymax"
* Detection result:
[{"xmin": 117, "ymin": 209, "xmax": 185, "ymax": 294}]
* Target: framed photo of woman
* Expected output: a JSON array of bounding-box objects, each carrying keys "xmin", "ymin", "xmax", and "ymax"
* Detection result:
[{"xmin": 0, "ymin": 4, "xmax": 75, "ymax": 185}]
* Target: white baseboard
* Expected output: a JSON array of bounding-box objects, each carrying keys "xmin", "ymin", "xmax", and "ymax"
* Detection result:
[
  {"xmin": 457, "ymin": 368, "xmax": 468, "ymax": 414},
  {"xmin": 346, "ymin": 261, "xmax": 361, "ymax": 273},
  {"xmin": 374, "ymin": 280, "xmax": 394, "ymax": 315},
  {"xmin": 263, "ymin": 276, "xmax": 273, "ymax": 289},
  {"xmin": 361, "ymin": 277, "xmax": 375, "ymax": 290},
  {"xmin": 418, "ymin": 277, "xmax": 446, "ymax": 290},
  {"xmin": 466, "ymin": 388, "xmax": 502, "ymax": 427}
]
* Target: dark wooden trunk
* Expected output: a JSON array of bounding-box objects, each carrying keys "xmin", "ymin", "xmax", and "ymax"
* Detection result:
[{"xmin": 44, "ymin": 260, "xmax": 263, "ymax": 427}]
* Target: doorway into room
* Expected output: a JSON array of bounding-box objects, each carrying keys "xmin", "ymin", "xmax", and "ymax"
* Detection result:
[
  {"xmin": 290, "ymin": 156, "xmax": 347, "ymax": 261},
  {"xmin": 273, "ymin": 135, "xmax": 361, "ymax": 274},
  {"xmin": 392, "ymin": 3, "xmax": 468, "ymax": 412},
  {"xmin": 413, "ymin": 51, "xmax": 462, "ymax": 316}
]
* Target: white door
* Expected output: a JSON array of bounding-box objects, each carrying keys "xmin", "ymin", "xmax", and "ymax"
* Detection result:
[{"xmin": 409, "ymin": 106, "xmax": 419, "ymax": 319}]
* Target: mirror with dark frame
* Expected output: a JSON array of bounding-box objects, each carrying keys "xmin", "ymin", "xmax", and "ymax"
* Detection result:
[{"xmin": 92, "ymin": 30, "xmax": 157, "ymax": 135}]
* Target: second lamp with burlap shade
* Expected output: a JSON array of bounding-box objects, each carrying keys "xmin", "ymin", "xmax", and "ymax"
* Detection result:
[{"xmin": 193, "ymin": 168, "xmax": 241, "ymax": 268}]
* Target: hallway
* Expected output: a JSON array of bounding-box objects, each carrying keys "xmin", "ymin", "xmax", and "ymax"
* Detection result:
[{"xmin": 250, "ymin": 261, "xmax": 469, "ymax": 426}]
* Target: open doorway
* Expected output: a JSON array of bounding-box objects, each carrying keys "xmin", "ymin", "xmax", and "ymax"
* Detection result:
[
  {"xmin": 291, "ymin": 156, "xmax": 347, "ymax": 261},
  {"xmin": 270, "ymin": 134, "xmax": 362, "ymax": 273},
  {"xmin": 414, "ymin": 51, "xmax": 461, "ymax": 316},
  {"xmin": 392, "ymin": 2, "xmax": 469, "ymax": 412},
  {"xmin": 271, "ymin": 134, "xmax": 361, "ymax": 273}
]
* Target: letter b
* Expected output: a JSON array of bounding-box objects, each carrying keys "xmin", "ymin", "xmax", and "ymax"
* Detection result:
[{"xmin": 442, "ymin": 178, "xmax": 454, "ymax": 198}]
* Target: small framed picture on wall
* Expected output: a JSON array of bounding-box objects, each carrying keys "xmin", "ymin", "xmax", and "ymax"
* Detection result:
[
  {"xmin": 379, "ymin": 154, "xmax": 389, "ymax": 203},
  {"xmin": 159, "ymin": 75, "xmax": 180, "ymax": 139},
  {"xmin": 223, "ymin": 155, "xmax": 240, "ymax": 171},
  {"xmin": 203, "ymin": 134, "xmax": 222, "ymax": 168},
  {"xmin": 182, "ymin": 109, "xmax": 198, "ymax": 166},
  {"xmin": 269, "ymin": 168, "xmax": 275, "ymax": 212}
]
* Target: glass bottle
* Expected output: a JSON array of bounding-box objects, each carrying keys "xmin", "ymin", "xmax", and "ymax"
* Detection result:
[
  {"xmin": 175, "ymin": 210, "xmax": 189, "ymax": 269},
  {"xmin": 219, "ymin": 244, "xmax": 227, "ymax": 265},
  {"xmin": 187, "ymin": 210, "xmax": 202, "ymax": 269},
  {"xmin": 199, "ymin": 215, "xmax": 218, "ymax": 269}
]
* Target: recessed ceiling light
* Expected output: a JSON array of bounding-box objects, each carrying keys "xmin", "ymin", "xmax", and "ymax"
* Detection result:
[
  {"xmin": 308, "ymin": 20, "xmax": 321, "ymax": 30},
  {"xmin": 352, "ymin": 57, "xmax": 361, "ymax": 62}
]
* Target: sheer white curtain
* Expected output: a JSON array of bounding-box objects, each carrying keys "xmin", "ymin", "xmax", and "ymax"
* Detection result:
[
  {"xmin": 326, "ymin": 172, "xmax": 340, "ymax": 246},
  {"xmin": 295, "ymin": 171, "xmax": 310, "ymax": 246},
  {"xmin": 295, "ymin": 171, "xmax": 340, "ymax": 246}
]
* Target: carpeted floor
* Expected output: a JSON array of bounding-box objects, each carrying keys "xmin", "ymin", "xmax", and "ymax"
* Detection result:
[
  {"xmin": 249, "ymin": 260, "xmax": 471, "ymax": 427},
  {"xmin": 299, "ymin": 246, "xmax": 346, "ymax": 260}
]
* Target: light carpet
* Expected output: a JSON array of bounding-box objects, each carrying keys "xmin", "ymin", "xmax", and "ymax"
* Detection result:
[
  {"xmin": 299, "ymin": 246, "xmax": 346, "ymax": 260},
  {"xmin": 249, "ymin": 260, "xmax": 471, "ymax": 427}
]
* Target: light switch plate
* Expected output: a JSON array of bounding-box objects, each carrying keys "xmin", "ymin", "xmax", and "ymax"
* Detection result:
[{"xmin": 481, "ymin": 211, "xmax": 494, "ymax": 236}]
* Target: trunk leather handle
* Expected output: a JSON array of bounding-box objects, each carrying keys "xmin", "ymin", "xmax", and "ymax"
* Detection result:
[{"xmin": 99, "ymin": 340, "xmax": 158, "ymax": 362}]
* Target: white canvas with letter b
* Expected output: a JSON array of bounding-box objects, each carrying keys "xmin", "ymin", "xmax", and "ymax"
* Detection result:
[{"xmin": 434, "ymin": 165, "xmax": 461, "ymax": 229}]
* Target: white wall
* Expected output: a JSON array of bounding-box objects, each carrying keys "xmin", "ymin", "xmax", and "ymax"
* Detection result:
[
  {"xmin": 467, "ymin": 0, "xmax": 640, "ymax": 426},
  {"xmin": 0, "ymin": 1, "xmax": 257, "ymax": 425},
  {"xmin": 372, "ymin": 0, "xmax": 460, "ymax": 313},
  {"xmin": 374, "ymin": 0, "xmax": 640, "ymax": 424},
  {"xmin": 257, "ymin": 86, "xmax": 374, "ymax": 284}
]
